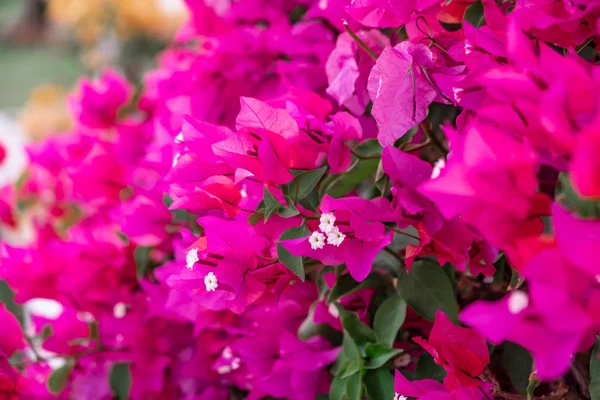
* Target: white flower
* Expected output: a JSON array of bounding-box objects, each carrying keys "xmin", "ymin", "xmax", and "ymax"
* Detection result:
[
  {"xmin": 431, "ymin": 158, "xmax": 446, "ymax": 179},
  {"xmin": 394, "ymin": 394, "xmax": 408, "ymax": 400},
  {"xmin": 326, "ymin": 226, "xmax": 346, "ymax": 247},
  {"xmin": 328, "ymin": 303, "xmax": 340, "ymax": 318},
  {"xmin": 113, "ymin": 302, "xmax": 127, "ymax": 319},
  {"xmin": 186, "ymin": 248, "xmax": 199, "ymax": 270},
  {"xmin": 319, "ymin": 212, "xmax": 336, "ymax": 233},
  {"xmin": 231, "ymin": 357, "xmax": 241, "ymax": 370},
  {"xmin": 222, "ymin": 346, "xmax": 233, "ymax": 360},
  {"xmin": 204, "ymin": 272, "xmax": 219, "ymax": 292},
  {"xmin": 309, "ymin": 231, "xmax": 326, "ymax": 250},
  {"xmin": 508, "ymin": 291, "xmax": 528, "ymax": 314}
]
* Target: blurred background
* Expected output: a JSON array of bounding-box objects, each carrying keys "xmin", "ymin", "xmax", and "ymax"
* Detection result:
[{"xmin": 0, "ymin": 0, "xmax": 187, "ymax": 139}]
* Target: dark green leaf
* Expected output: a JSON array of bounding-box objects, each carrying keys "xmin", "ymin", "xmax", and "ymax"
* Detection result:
[
  {"xmin": 299, "ymin": 188, "xmax": 320, "ymax": 212},
  {"xmin": 328, "ymin": 274, "xmax": 381, "ymax": 304},
  {"xmin": 277, "ymin": 226, "xmax": 310, "ymax": 281},
  {"xmin": 343, "ymin": 331, "xmax": 360, "ymax": 361},
  {"xmin": 341, "ymin": 360, "xmax": 363, "ymax": 379},
  {"xmin": 556, "ymin": 172, "xmax": 600, "ymax": 218},
  {"xmin": 109, "ymin": 362, "xmax": 132, "ymax": 400},
  {"xmin": 263, "ymin": 186, "xmax": 281, "ymax": 222},
  {"xmin": 590, "ymin": 336, "xmax": 600, "ymax": 399},
  {"xmin": 248, "ymin": 212, "xmax": 264, "ymax": 226},
  {"xmin": 464, "ymin": 1, "xmax": 484, "ymax": 28},
  {"xmin": 88, "ymin": 321, "xmax": 99, "ymax": 340},
  {"xmin": 0, "ymin": 280, "xmax": 24, "ymax": 326},
  {"xmin": 330, "ymin": 374, "xmax": 349, "ymax": 400},
  {"xmin": 327, "ymin": 158, "xmax": 379, "ymax": 198},
  {"xmin": 397, "ymin": 260, "xmax": 458, "ymax": 322},
  {"xmin": 364, "ymin": 367, "xmax": 394, "ymax": 400},
  {"xmin": 41, "ymin": 324, "xmax": 54, "ymax": 340},
  {"xmin": 364, "ymin": 343, "xmax": 403, "ymax": 369},
  {"xmin": 345, "ymin": 373, "xmax": 362, "ymax": 400},
  {"xmin": 288, "ymin": 167, "xmax": 327, "ymax": 201},
  {"xmin": 277, "ymin": 196, "xmax": 300, "ymax": 218},
  {"xmin": 416, "ymin": 353, "xmax": 446, "ymax": 382},
  {"xmin": 339, "ymin": 306, "xmax": 378, "ymax": 343},
  {"xmin": 47, "ymin": 363, "xmax": 73, "ymax": 394},
  {"xmin": 373, "ymin": 295, "xmax": 406, "ymax": 347},
  {"xmin": 134, "ymin": 246, "xmax": 152, "ymax": 278},
  {"xmin": 502, "ymin": 341, "xmax": 532, "ymax": 394}
]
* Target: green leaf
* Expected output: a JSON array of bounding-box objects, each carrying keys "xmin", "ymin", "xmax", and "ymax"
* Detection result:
[
  {"xmin": 277, "ymin": 196, "xmax": 300, "ymax": 218},
  {"xmin": 47, "ymin": 362, "xmax": 74, "ymax": 394},
  {"xmin": 277, "ymin": 226, "xmax": 310, "ymax": 281},
  {"xmin": 416, "ymin": 353, "xmax": 446, "ymax": 382},
  {"xmin": 364, "ymin": 367, "xmax": 394, "ymax": 400},
  {"xmin": 343, "ymin": 331, "xmax": 360, "ymax": 361},
  {"xmin": 88, "ymin": 321, "xmax": 99, "ymax": 340},
  {"xmin": 364, "ymin": 343, "xmax": 403, "ymax": 369},
  {"xmin": 288, "ymin": 167, "xmax": 327, "ymax": 201},
  {"xmin": 345, "ymin": 373, "xmax": 363, "ymax": 400},
  {"xmin": 556, "ymin": 172, "xmax": 600, "ymax": 218},
  {"xmin": 41, "ymin": 324, "xmax": 54, "ymax": 340},
  {"xmin": 330, "ymin": 374, "xmax": 350, "ymax": 400},
  {"xmin": 109, "ymin": 362, "xmax": 133, "ymax": 400},
  {"xmin": 339, "ymin": 306, "xmax": 378, "ymax": 343},
  {"xmin": 327, "ymin": 158, "xmax": 379, "ymax": 198},
  {"xmin": 248, "ymin": 212, "xmax": 264, "ymax": 226},
  {"xmin": 397, "ymin": 260, "xmax": 458, "ymax": 322},
  {"xmin": 263, "ymin": 187, "xmax": 281, "ymax": 222},
  {"xmin": 590, "ymin": 336, "xmax": 600, "ymax": 399},
  {"xmin": 373, "ymin": 295, "xmax": 406, "ymax": 347},
  {"xmin": 502, "ymin": 341, "xmax": 532, "ymax": 394},
  {"xmin": 0, "ymin": 280, "xmax": 24, "ymax": 326},
  {"xmin": 299, "ymin": 188, "xmax": 320, "ymax": 212},
  {"xmin": 134, "ymin": 246, "xmax": 152, "ymax": 278},
  {"xmin": 464, "ymin": 0, "xmax": 484, "ymax": 28},
  {"xmin": 341, "ymin": 360, "xmax": 363, "ymax": 379},
  {"xmin": 328, "ymin": 274, "xmax": 382, "ymax": 304}
]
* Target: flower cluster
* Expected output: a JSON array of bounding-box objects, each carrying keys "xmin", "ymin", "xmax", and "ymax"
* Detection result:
[{"xmin": 1, "ymin": 0, "xmax": 600, "ymax": 399}]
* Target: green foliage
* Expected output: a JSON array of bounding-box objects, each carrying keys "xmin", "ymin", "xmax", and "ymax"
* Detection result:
[
  {"xmin": 556, "ymin": 172, "xmax": 600, "ymax": 218},
  {"xmin": 464, "ymin": 1, "xmax": 484, "ymax": 28},
  {"xmin": 134, "ymin": 246, "xmax": 152, "ymax": 278},
  {"xmin": 277, "ymin": 226, "xmax": 310, "ymax": 281},
  {"xmin": 47, "ymin": 362, "xmax": 74, "ymax": 394},
  {"xmin": 502, "ymin": 341, "xmax": 533, "ymax": 394},
  {"xmin": 109, "ymin": 362, "xmax": 133, "ymax": 400},
  {"xmin": 397, "ymin": 260, "xmax": 458, "ymax": 322},
  {"xmin": 373, "ymin": 295, "xmax": 406, "ymax": 347}
]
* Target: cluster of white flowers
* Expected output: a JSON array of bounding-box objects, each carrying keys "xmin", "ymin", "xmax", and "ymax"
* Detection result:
[{"xmin": 309, "ymin": 212, "xmax": 346, "ymax": 250}]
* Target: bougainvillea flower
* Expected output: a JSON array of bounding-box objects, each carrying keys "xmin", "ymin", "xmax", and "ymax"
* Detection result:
[
  {"xmin": 69, "ymin": 69, "xmax": 131, "ymax": 129},
  {"xmin": 282, "ymin": 195, "xmax": 395, "ymax": 281},
  {"xmin": 413, "ymin": 311, "xmax": 489, "ymax": 390},
  {"xmin": 368, "ymin": 42, "xmax": 456, "ymax": 146}
]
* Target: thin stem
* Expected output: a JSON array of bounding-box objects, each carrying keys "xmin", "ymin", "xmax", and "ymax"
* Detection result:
[
  {"xmin": 391, "ymin": 227, "xmax": 420, "ymax": 241},
  {"xmin": 383, "ymin": 246, "xmax": 403, "ymax": 263},
  {"xmin": 350, "ymin": 148, "xmax": 381, "ymax": 160},
  {"xmin": 577, "ymin": 37, "xmax": 594, "ymax": 55},
  {"xmin": 343, "ymin": 20, "xmax": 378, "ymax": 61},
  {"xmin": 419, "ymin": 122, "xmax": 448, "ymax": 156}
]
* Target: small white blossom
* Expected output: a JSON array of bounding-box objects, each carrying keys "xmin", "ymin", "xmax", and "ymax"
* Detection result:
[
  {"xmin": 217, "ymin": 365, "xmax": 232, "ymax": 374},
  {"xmin": 186, "ymin": 248, "xmax": 199, "ymax": 270},
  {"xmin": 464, "ymin": 40, "xmax": 474, "ymax": 54},
  {"xmin": 431, "ymin": 158, "xmax": 446, "ymax": 179},
  {"xmin": 326, "ymin": 226, "xmax": 346, "ymax": 247},
  {"xmin": 222, "ymin": 346, "xmax": 233, "ymax": 360},
  {"xmin": 319, "ymin": 212, "xmax": 336, "ymax": 233},
  {"xmin": 113, "ymin": 303, "xmax": 127, "ymax": 319},
  {"xmin": 318, "ymin": 0, "xmax": 328, "ymax": 9},
  {"xmin": 204, "ymin": 272, "xmax": 219, "ymax": 292},
  {"xmin": 508, "ymin": 291, "xmax": 529, "ymax": 314},
  {"xmin": 231, "ymin": 357, "xmax": 241, "ymax": 370},
  {"xmin": 309, "ymin": 231, "xmax": 326, "ymax": 250},
  {"xmin": 328, "ymin": 303, "xmax": 340, "ymax": 318},
  {"xmin": 394, "ymin": 394, "xmax": 407, "ymax": 400}
]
